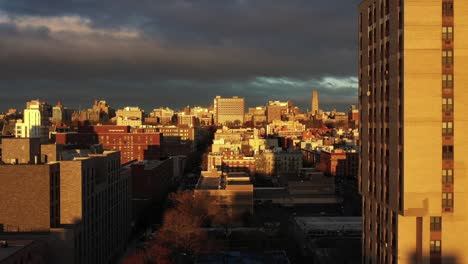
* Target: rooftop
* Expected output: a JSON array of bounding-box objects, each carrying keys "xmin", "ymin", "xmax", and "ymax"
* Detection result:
[
  {"xmin": 0, "ymin": 240, "xmax": 34, "ymax": 262},
  {"xmin": 294, "ymin": 217, "xmax": 361, "ymax": 232}
]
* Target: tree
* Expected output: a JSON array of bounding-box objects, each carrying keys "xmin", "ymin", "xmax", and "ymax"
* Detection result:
[{"xmin": 124, "ymin": 191, "xmax": 231, "ymax": 263}]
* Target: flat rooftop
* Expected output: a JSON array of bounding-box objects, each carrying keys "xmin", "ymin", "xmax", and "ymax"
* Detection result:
[
  {"xmin": 0, "ymin": 240, "xmax": 34, "ymax": 262},
  {"xmin": 294, "ymin": 217, "xmax": 361, "ymax": 232},
  {"xmin": 196, "ymin": 170, "xmax": 252, "ymax": 190}
]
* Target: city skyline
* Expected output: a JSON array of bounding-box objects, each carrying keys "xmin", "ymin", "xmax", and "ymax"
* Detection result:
[
  {"xmin": 0, "ymin": 91, "xmax": 356, "ymax": 114},
  {"xmin": 0, "ymin": 0, "xmax": 360, "ymax": 111}
]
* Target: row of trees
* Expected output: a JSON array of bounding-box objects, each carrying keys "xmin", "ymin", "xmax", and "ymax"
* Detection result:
[{"xmin": 124, "ymin": 191, "xmax": 230, "ymax": 264}]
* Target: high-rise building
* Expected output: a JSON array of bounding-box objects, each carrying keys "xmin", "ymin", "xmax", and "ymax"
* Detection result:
[
  {"xmin": 359, "ymin": 0, "xmax": 467, "ymax": 263},
  {"xmin": 311, "ymin": 90, "xmax": 319, "ymax": 115},
  {"xmin": 15, "ymin": 100, "xmax": 51, "ymax": 142},
  {"xmin": 213, "ymin": 96, "xmax": 245, "ymax": 126},
  {"xmin": 52, "ymin": 101, "xmax": 64, "ymax": 124}
]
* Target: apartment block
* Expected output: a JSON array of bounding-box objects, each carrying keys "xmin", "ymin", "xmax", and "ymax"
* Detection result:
[
  {"xmin": 0, "ymin": 139, "xmax": 131, "ymax": 264},
  {"xmin": 359, "ymin": 0, "xmax": 468, "ymax": 263},
  {"xmin": 213, "ymin": 96, "xmax": 245, "ymax": 126}
]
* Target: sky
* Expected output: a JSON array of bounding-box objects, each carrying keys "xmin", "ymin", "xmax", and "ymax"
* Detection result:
[{"xmin": 0, "ymin": 0, "xmax": 361, "ymax": 112}]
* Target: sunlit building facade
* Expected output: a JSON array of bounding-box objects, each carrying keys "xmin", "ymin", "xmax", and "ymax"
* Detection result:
[{"xmin": 359, "ymin": 0, "xmax": 467, "ymax": 263}]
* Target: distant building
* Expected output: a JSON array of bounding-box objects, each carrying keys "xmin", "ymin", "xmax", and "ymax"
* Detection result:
[
  {"xmin": 250, "ymin": 107, "xmax": 267, "ymax": 127},
  {"xmin": 116, "ymin": 106, "xmax": 143, "ymax": 127},
  {"xmin": 195, "ymin": 170, "xmax": 253, "ymax": 220},
  {"xmin": 311, "ymin": 90, "xmax": 319, "ymax": 115},
  {"xmin": 15, "ymin": 100, "xmax": 51, "ymax": 143},
  {"xmin": 73, "ymin": 100, "xmax": 115, "ymax": 124},
  {"xmin": 177, "ymin": 113, "xmax": 198, "ymax": 127},
  {"xmin": 266, "ymin": 101, "xmax": 288, "ymax": 123},
  {"xmin": 149, "ymin": 107, "xmax": 174, "ymax": 125},
  {"xmin": 315, "ymin": 148, "xmax": 358, "ymax": 177},
  {"xmin": 266, "ymin": 120, "xmax": 305, "ymax": 138},
  {"xmin": 156, "ymin": 125, "xmax": 195, "ymax": 141},
  {"xmin": 207, "ymin": 150, "xmax": 256, "ymax": 175},
  {"xmin": 255, "ymin": 148, "xmax": 303, "ymax": 177},
  {"xmin": 213, "ymin": 96, "xmax": 245, "ymax": 126},
  {"xmin": 347, "ymin": 105, "xmax": 359, "ymax": 129},
  {"xmin": 55, "ymin": 125, "xmax": 163, "ymax": 164}
]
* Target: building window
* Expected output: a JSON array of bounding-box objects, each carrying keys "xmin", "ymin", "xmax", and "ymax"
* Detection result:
[
  {"xmin": 442, "ymin": 2, "xmax": 453, "ymax": 17},
  {"xmin": 442, "ymin": 26, "xmax": 453, "ymax": 41},
  {"xmin": 442, "ymin": 122, "xmax": 453, "ymax": 135},
  {"xmin": 430, "ymin": 217, "xmax": 442, "ymax": 231},
  {"xmin": 442, "ymin": 97, "xmax": 453, "ymax": 112},
  {"xmin": 442, "ymin": 145, "xmax": 454, "ymax": 160},
  {"xmin": 442, "ymin": 169, "xmax": 453, "ymax": 184},
  {"xmin": 442, "ymin": 192, "xmax": 453, "ymax": 208},
  {"xmin": 442, "ymin": 74, "xmax": 453, "ymax": 88},
  {"xmin": 430, "ymin": 240, "xmax": 442, "ymax": 254},
  {"xmin": 442, "ymin": 50, "xmax": 453, "ymax": 66}
]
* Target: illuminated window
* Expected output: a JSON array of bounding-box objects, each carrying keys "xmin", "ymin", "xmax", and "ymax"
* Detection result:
[
  {"xmin": 442, "ymin": 26, "xmax": 453, "ymax": 40},
  {"xmin": 442, "ymin": 50, "xmax": 453, "ymax": 65},
  {"xmin": 442, "ymin": 122, "xmax": 453, "ymax": 135},
  {"xmin": 442, "ymin": 74, "xmax": 453, "ymax": 88},
  {"xmin": 442, "ymin": 192, "xmax": 453, "ymax": 208},
  {"xmin": 442, "ymin": 97, "xmax": 453, "ymax": 112},
  {"xmin": 442, "ymin": 169, "xmax": 453, "ymax": 184},
  {"xmin": 430, "ymin": 240, "xmax": 441, "ymax": 254}
]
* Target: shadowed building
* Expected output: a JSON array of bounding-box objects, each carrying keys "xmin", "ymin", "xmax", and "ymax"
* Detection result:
[
  {"xmin": 0, "ymin": 138, "xmax": 131, "ymax": 264},
  {"xmin": 359, "ymin": 0, "xmax": 467, "ymax": 263},
  {"xmin": 195, "ymin": 170, "xmax": 253, "ymax": 221}
]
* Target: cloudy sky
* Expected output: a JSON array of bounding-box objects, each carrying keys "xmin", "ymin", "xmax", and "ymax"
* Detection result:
[{"xmin": 0, "ymin": 0, "xmax": 360, "ymax": 112}]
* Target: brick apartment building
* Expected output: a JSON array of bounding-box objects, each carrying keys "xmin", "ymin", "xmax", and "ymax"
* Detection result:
[
  {"xmin": 0, "ymin": 138, "xmax": 131, "ymax": 264},
  {"xmin": 55, "ymin": 125, "xmax": 162, "ymax": 164}
]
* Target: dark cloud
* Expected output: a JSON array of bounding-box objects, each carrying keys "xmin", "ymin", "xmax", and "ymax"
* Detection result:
[{"xmin": 0, "ymin": 0, "xmax": 360, "ymax": 111}]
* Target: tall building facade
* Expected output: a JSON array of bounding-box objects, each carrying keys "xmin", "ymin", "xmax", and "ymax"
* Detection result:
[
  {"xmin": 359, "ymin": 0, "xmax": 467, "ymax": 263},
  {"xmin": 213, "ymin": 96, "xmax": 245, "ymax": 126},
  {"xmin": 311, "ymin": 90, "xmax": 319, "ymax": 115}
]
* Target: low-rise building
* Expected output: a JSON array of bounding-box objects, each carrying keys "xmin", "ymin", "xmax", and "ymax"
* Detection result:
[
  {"xmin": 116, "ymin": 106, "xmax": 143, "ymax": 127},
  {"xmin": 195, "ymin": 170, "xmax": 253, "ymax": 220},
  {"xmin": 255, "ymin": 148, "xmax": 303, "ymax": 177}
]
